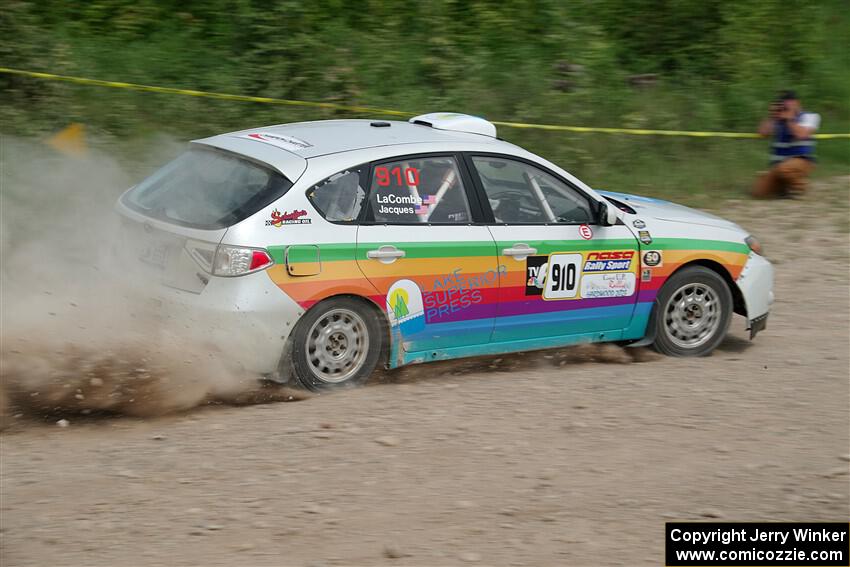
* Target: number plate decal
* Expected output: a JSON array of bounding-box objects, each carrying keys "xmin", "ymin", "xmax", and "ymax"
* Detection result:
[
  {"xmin": 139, "ymin": 242, "xmax": 170, "ymax": 269},
  {"xmin": 542, "ymin": 253, "xmax": 581, "ymax": 299},
  {"xmin": 529, "ymin": 249, "xmax": 638, "ymax": 301}
]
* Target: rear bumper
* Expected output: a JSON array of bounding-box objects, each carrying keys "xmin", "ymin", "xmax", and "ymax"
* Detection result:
[
  {"xmin": 736, "ymin": 252, "xmax": 774, "ymax": 338},
  {"xmin": 150, "ymin": 270, "xmax": 303, "ymax": 375}
]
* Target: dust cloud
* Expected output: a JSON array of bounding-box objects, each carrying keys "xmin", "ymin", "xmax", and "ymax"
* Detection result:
[{"xmin": 0, "ymin": 136, "xmax": 306, "ymax": 426}]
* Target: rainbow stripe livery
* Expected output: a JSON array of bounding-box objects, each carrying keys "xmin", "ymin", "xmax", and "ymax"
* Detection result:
[{"xmin": 267, "ymin": 236, "xmax": 751, "ymax": 368}]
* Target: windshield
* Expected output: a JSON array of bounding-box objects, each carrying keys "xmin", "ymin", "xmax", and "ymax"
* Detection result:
[{"xmin": 123, "ymin": 146, "xmax": 292, "ymax": 229}]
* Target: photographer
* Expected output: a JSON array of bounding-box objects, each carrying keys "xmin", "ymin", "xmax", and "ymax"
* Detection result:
[{"xmin": 752, "ymin": 91, "xmax": 820, "ymax": 198}]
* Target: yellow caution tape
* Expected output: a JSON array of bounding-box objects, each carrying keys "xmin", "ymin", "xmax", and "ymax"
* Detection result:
[
  {"xmin": 2, "ymin": 67, "xmax": 848, "ymax": 139},
  {"xmin": 491, "ymin": 121, "xmax": 850, "ymax": 139},
  {"xmin": 491, "ymin": 120, "xmax": 759, "ymax": 138},
  {"xmin": 0, "ymin": 67, "xmax": 409, "ymax": 117}
]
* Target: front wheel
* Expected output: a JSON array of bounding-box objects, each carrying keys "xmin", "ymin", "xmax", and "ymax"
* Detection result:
[
  {"xmin": 652, "ymin": 266, "xmax": 733, "ymax": 357},
  {"xmin": 290, "ymin": 297, "xmax": 383, "ymax": 391}
]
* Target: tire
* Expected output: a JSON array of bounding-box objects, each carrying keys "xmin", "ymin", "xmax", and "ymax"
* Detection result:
[
  {"xmin": 652, "ymin": 266, "xmax": 733, "ymax": 357},
  {"xmin": 289, "ymin": 297, "xmax": 383, "ymax": 391}
]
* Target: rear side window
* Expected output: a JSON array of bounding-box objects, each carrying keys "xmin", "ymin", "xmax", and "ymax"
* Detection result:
[
  {"xmin": 307, "ymin": 169, "xmax": 366, "ymax": 222},
  {"xmin": 123, "ymin": 147, "xmax": 292, "ymax": 229},
  {"xmin": 368, "ymin": 156, "xmax": 472, "ymax": 224}
]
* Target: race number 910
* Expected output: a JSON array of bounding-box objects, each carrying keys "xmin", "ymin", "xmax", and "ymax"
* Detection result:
[
  {"xmin": 375, "ymin": 166, "xmax": 420, "ymax": 187},
  {"xmin": 543, "ymin": 253, "xmax": 582, "ymax": 299}
]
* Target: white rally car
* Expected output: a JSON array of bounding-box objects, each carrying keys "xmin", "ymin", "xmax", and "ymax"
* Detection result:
[{"xmin": 116, "ymin": 113, "xmax": 773, "ymax": 390}]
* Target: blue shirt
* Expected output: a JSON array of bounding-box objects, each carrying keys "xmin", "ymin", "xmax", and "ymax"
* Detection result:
[{"xmin": 771, "ymin": 111, "xmax": 818, "ymax": 165}]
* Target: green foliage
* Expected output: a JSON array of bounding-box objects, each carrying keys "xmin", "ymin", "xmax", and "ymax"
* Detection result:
[{"xmin": 1, "ymin": 0, "xmax": 848, "ymax": 201}]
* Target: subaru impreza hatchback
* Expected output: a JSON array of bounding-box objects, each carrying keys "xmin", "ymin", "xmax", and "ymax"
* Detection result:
[{"xmin": 117, "ymin": 113, "xmax": 773, "ymax": 390}]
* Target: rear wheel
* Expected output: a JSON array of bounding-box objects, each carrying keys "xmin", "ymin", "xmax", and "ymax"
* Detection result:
[
  {"xmin": 652, "ymin": 266, "xmax": 732, "ymax": 357},
  {"xmin": 290, "ymin": 297, "xmax": 383, "ymax": 391}
]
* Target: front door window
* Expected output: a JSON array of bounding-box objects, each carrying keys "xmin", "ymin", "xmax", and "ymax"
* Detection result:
[{"xmin": 471, "ymin": 156, "xmax": 593, "ymax": 224}]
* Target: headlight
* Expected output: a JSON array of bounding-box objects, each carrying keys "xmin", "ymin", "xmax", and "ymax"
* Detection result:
[{"xmin": 745, "ymin": 235, "xmax": 763, "ymax": 256}]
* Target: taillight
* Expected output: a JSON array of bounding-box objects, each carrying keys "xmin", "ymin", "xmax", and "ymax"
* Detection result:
[
  {"xmin": 250, "ymin": 250, "xmax": 274, "ymax": 271},
  {"xmin": 212, "ymin": 245, "xmax": 274, "ymax": 277}
]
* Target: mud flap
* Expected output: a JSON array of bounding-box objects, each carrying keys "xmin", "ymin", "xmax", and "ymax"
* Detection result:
[
  {"xmin": 389, "ymin": 324, "xmax": 406, "ymax": 368},
  {"xmin": 268, "ymin": 335, "xmax": 295, "ymax": 384},
  {"xmin": 749, "ymin": 313, "xmax": 768, "ymax": 339},
  {"xmin": 625, "ymin": 300, "xmax": 659, "ymax": 348}
]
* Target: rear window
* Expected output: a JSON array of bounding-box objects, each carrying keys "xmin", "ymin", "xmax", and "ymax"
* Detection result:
[{"xmin": 123, "ymin": 146, "xmax": 292, "ymax": 229}]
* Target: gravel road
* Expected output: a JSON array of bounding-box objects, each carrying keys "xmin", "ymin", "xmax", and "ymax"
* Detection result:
[{"xmin": 1, "ymin": 183, "xmax": 848, "ymax": 566}]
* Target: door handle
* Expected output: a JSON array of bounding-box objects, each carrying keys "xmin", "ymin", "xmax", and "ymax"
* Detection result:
[
  {"xmin": 502, "ymin": 243, "xmax": 537, "ymax": 258},
  {"xmin": 367, "ymin": 245, "xmax": 406, "ymax": 264}
]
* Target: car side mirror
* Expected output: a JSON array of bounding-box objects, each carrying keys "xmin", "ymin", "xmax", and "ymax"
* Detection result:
[{"xmin": 597, "ymin": 201, "xmax": 618, "ymax": 226}]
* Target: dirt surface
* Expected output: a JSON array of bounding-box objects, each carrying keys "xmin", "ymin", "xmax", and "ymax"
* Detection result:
[{"xmin": 1, "ymin": 182, "xmax": 849, "ymax": 566}]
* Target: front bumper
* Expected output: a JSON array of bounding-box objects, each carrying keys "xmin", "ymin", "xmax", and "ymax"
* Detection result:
[
  {"xmin": 735, "ymin": 252, "xmax": 774, "ymax": 338},
  {"xmin": 149, "ymin": 270, "xmax": 303, "ymax": 375}
]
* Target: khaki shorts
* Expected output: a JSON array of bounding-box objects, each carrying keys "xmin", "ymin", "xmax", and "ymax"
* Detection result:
[{"xmin": 752, "ymin": 157, "xmax": 814, "ymax": 198}]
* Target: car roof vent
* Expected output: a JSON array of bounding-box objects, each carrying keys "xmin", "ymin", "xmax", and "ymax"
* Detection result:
[{"xmin": 409, "ymin": 112, "xmax": 497, "ymax": 138}]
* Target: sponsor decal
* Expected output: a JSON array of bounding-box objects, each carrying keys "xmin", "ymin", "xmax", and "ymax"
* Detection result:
[
  {"xmin": 424, "ymin": 266, "xmax": 505, "ymax": 322},
  {"xmin": 524, "ymin": 248, "xmax": 642, "ymax": 300},
  {"xmin": 525, "ymin": 256, "xmax": 548, "ymax": 296},
  {"xmin": 578, "ymin": 224, "xmax": 593, "ymax": 240},
  {"xmin": 386, "ymin": 279, "xmax": 426, "ymax": 334},
  {"xmin": 641, "ymin": 250, "xmax": 662, "ymax": 267},
  {"xmin": 638, "ymin": 230, "xmax": 652, "ymax": 244},
  {"xmin": 528, "ymin": 250, "xmax": 640, "ymax": 299},
  {"xmin": 580, "ymin": 272, "xmax": 636, "ymax": 298},
  {"xmin": 582, "ymin": 250, "xmax": 634, "ymax": 273},
  {"xmin": 632, "ymin": 219, "xmax": 646, "ymax": 229},
  {"xmin": 242, "ymin": 132, "xmax": 313, "ymax": 151},
  {"xmin": 542, "ymin": 253, "xmax": 582, "ymax": 299},
  {"xmin": 266, "ymin": 209, "xmax": 311, "ymax": 227},
  {"xmin": 641, "ymin": 268, "xmax": 652, "ymax": 282}
]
